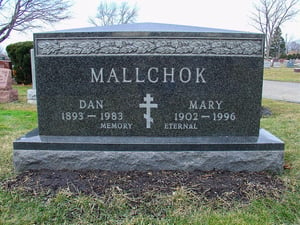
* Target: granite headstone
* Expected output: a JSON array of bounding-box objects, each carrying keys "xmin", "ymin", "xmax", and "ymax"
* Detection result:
[
  {"xmin": 0, "ymin": 68, "xmax": 18, "ymax": 103},
  {"xmin": 13, "ymin": 23, "xmax": 284, "ymax": 173}
]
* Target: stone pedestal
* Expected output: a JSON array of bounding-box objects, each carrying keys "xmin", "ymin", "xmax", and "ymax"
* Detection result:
[{"xmin": 14, "ymin": 129, "xmax": 284, "ymax": 173}]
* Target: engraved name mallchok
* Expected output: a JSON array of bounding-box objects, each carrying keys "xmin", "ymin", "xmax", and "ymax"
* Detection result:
[
  {"xmin": 36, "ymin": 38, "xmax": 263, "ymax": 56},
  {"xmin": 90, "ymin": 67, "xmax": 207, "ymax": 84}
]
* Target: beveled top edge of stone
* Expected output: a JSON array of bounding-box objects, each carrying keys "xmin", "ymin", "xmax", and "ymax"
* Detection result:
[
  {"xmin": 34, "ymin": 22, "xmax": 263, "ymax": 38},
  {"xmin": 14, "ymin": 129, "xmax": 284, "ymax": 146}
]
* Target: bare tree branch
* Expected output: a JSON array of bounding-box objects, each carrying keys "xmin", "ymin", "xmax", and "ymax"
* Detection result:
[
  {"xmin": 0, "ymin": 0, "xmax": 72, "ymax": 43},
  {"xmin": 89, "ymin": 1, "xmax": 138, "ymax": 27},
  {"xmin": 250, "ymin": 0, "xmax": 300, "ymax": 58}
]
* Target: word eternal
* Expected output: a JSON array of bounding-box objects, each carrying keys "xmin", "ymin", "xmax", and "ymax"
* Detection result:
[
  {"xmin": 90, "ymin": 67, "xmax": 206, "ymax": 84},
  {"xmin": 164, "ymin": 123, "xmax": 198, "ymax": 130}
]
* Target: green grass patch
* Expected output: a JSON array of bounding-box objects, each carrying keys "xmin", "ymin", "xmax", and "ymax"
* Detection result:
[
  {"xmin": 0, "ymin": 85, "xmax": 37, "ymax": 179},
  {"xmin": 0, "ymin": 185, "xmax": 299, "ymax": 224},
  {"xmin": 0, "ymin": 85, "xmax": 36, "ymax": 111},
  {"xmin": 264, "ymin": 67, "xmax": 300, "ymax": 83},
  {"xmin": 0, "ymin": 85, "xmax": 299, "ymax": 224},
  {"xmin": 0, "ymin": 110, "xmax": 36, "ymax": 135},
  {"xmin": 261, "ymin": 99, "xmax": 300, "ymax": 179}
]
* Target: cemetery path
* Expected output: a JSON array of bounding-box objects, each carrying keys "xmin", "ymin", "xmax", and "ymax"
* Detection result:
[{"xmin": 263, "ymin": 80, "xmax": 300, "ymax": 103}]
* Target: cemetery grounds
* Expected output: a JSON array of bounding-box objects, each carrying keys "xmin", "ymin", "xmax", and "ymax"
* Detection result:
[
  {"xmin": 264, "ymin": 67, "xmax": 300, "ymax": 83},
  {"xmin": 0, "ymin": 69, "xmax": 299, "ymax": 224}
]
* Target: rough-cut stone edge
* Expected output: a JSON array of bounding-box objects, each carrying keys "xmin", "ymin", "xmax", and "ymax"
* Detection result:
[
  {"xmin": 13, "ymin": 129, "xmax": 284, "ymax": 173},
  {"xmin": 14, "ymin": 150, "xmax": 284, "ymax": 173}
]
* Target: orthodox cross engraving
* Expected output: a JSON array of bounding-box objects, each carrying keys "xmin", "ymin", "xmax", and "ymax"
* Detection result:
[{"xmin": 139, "ymin": 94, "xmax": 158, "ymax": 128}]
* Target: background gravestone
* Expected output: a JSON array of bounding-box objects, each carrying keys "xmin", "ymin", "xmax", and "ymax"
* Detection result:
[
  {"xmin": 264, "ymin": 60, "xmax": 271, "ymax": 68},
  {"xmin": 0, "ymin": 60, "xmax": 12, "ymax": 69},
  {"xmin": 27, "ymin": 49, "xmax": 37, "ymax": 104},
  {"xmin": 286, "ymin": 60, "xmax": 295, "ymax": 68},
  {"xmin": 0, "ymin": 68, "xmax": 18, "ymax": 103},
  {"xmin": 13, "ymin": 23, "xmax": 284, "ymax": 173},
  {"xmin": 273, "ymin": 62, "xmax": 281, "ymax": 68}
]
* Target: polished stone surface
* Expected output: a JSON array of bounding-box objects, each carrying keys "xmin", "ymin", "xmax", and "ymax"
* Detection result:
[
  {"xmin": 13, "ymin": 23, "xmax": 284, "ymax": 173},
  {"xmin": 54, "ymin": 22, "xmax": 248, "ymax": 33},
  {"xmin": 14, "ymin": 129, "xmax": 283, "ymax": 151},
  {"xmin": 34, "ymin": 23, "xmax": 264, "ymax": 137}
]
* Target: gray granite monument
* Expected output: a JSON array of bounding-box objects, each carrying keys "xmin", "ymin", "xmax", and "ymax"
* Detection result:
[{"xmin": 13, "ymin": 23, "xmax": 284, "ymax": 172}]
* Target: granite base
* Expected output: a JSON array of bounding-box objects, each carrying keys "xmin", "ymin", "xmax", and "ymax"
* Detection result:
[
  {"xmin": 13, "ymin": 129, "xmax": 284, "ymax": 173},
  {"xmin": 0, "ymin": 89, "xmax": 18, "ymax": 103}
]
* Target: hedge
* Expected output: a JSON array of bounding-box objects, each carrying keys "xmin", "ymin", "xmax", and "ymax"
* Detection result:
[{"xmin": 6, "ymin": 41, "xmax": 33, "ymax": 84}]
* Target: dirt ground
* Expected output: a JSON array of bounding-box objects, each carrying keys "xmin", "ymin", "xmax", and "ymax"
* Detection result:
[{"xmin": 4, "ymin": 170, "xmax": 285, "ymax": 203}]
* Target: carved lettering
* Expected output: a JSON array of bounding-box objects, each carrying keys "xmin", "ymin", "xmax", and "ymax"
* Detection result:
[
  {"xmin": 135, "ymin": 68, "xmax": 145, "ymax": 83},
  {"xmin": 179, "ymin": 67, "xmax": 191, "ymax": 83},
  {"xmin": 79, "ymin": 99, "xmax": 103, "ymax": 109},
  {"xmin": 147, "ymin": 67, "xmax": 159, "ymax": 83},
  {"xmin": 196, "ymin": 68, "xmax": 206, "ymax": 83},
  {"xmin": 122, "ymin": 67, "xmax": 132, "ymax": 83},
  {"xmin": 189, "ymin": 100, "xmax": 223, "ymax": 110},
  {"xmin": 90, "ymin": 67, "xmax": 206, "ymax": 84},
  {"xmin": 107, "ymin": 68, "xmax": 119, "ymax": 83},
  {"xmin": 163, "ymin": 68, "xmax": 175, "ymax": 83},
  {"xmin": 99, "ymin": 122, "xmax": 133, "ymax": 129},
  {"xmin": 91, "ymin": 68, "xmax": 103, "ymax": 83},
  {"xmin": 164, "ymin": 123, "xmax": 198, "ymax": 130}
]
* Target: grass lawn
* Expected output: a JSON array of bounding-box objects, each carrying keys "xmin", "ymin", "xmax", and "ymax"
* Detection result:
[
  {"xmin": 0, "ymin": 85, "xmax": 299, "ymax": 224},
  {"xmin": 264, "ymin": 67, "xmax": 300, "ymax": 83}
]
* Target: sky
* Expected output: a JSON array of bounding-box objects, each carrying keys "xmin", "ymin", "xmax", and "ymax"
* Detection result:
[{"xmin": 1, "ymin": 0, "xmax": 300, "ymax": 50}]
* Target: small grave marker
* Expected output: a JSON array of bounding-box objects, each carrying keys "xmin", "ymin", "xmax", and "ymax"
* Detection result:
[
  {"xmin": 264, "ymin": 60, "xmax": 271, "ymax": 68},
  {"xmin": 273, "ymin": 62, "xmax": 281, "ymax": 68}
]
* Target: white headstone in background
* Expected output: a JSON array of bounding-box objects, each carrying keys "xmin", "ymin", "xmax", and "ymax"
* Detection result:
[
  {"xmin": 286, "ymin": 59, "xmax": 295, "ymax": 68},
  {"xmin": 264, "ymin": 60, "xmax": 271, "ymax": 68},
  {"xmin": 294, "ymin": 60, "xmax": 300, "ymax": 68},
  {"xmin": 27, "ymin": 49, "xmax": 37, "ymax": 104},
  {"xmin": 273, "ymin": 62, "xmax": 281, "ymax": 68}
]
